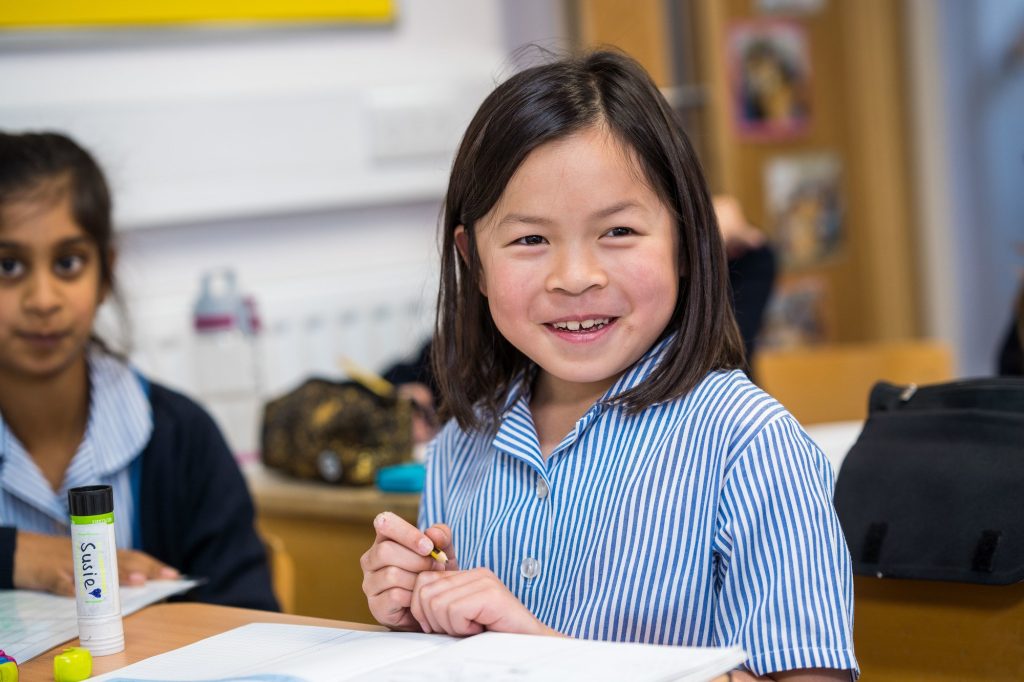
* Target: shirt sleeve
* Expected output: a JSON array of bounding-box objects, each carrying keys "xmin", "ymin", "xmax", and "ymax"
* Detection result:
[
  {"xmin": 713, "ymin": 415, "xmax": 859, "ymax": 678},
  {"xmin": 418, "ymin": 420, "xmax": 455, "ymax": 532}
]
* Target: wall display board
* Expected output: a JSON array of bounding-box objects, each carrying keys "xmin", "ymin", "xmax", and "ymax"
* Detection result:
[{"xmin": 0, "ymin": 0, "xmax": 393, "ymax": 28}]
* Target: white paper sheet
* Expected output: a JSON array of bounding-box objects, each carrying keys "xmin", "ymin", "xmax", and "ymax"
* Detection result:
[
  {"xmin": 92, "ymin": 623, "xmax": 746, "ymax": 682},
  {"xmin": 0, "ymin": 579, "xmax": 197, "ymax": 663}
]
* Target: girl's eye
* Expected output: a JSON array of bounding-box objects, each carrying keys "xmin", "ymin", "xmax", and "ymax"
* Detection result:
[
  {"xmin": 0, "ymin": 257, "xmax": 25, "ymax": 279},
  {"xmin": 605, "ymin": 226, "xmax": 635, "ymax": 237},
  {"xmin": 514, "ymin": 235, "xmax": 547, "ymax": 246},
  {"xmin": 54, "ymin": 254, "xmax": 86, "ymax": 277}
]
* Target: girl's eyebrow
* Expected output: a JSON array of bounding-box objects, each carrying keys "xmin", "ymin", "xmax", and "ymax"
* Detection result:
[
  {"xmin": 0, "ymin": 236, "xmax": 91, "ymax": 249},
  {"xmin": 57, "ymin": 236, "xmax": 93, "ymax": 248},
  {"xmin": 497, "ymin": 200, "xmax": 642, "ymax": 229}
]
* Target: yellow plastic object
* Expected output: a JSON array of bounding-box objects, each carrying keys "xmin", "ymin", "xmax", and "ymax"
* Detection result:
[
  {"xmin": 53, "ymin": 647, "xmax": 92, "ymax": 682},
  {"xmin": 0, "ymin": 660, "xmax": 17, "ymax": 682},
  {"xmin": 0, "ymin": 0, "xmax": 394, "ymax": 27}
]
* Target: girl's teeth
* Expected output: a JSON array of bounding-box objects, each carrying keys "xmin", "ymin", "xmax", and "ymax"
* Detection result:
[{"xmin": 553, "ymin": 318, "xmax": 609, "ymax": 331}]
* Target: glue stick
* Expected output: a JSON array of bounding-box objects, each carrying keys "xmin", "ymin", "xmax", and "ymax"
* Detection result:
[{"xmin": 68, "ymin": 485, "xmax": 125, "ymax": 656}]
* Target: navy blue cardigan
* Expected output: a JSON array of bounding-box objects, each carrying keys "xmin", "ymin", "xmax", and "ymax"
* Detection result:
[{"xmin": 0, "ymin": 382, "xmax": 278, "ymax": 612}]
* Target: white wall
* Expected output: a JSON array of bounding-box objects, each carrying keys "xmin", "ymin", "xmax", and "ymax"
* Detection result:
[
  {"xmin": 907, "ymin": 0, "xmax": 1024, "ymax": 376},
  {"xmin": 0, "ymin": 0, "xmax": 569, "ymax": 451}
]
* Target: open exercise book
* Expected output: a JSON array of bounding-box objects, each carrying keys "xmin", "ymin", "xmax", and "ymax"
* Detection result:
[
  {"xmin": 93, "ymin": 623, "xmax": 746, "ymax": 682},
  {"xmin": 0, "ymin": 579, "xmax": 198, "ymax": 663}
]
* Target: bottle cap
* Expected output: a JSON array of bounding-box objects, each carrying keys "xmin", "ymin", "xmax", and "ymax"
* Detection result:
[
  {"xmin": 77, "ymin": 617, "xmax": 125, "ymax": 656},
  {"xmin": 53, "ymin": 647, "xmax": 92, "ymax": 682},
  {"xmin": 193, "ymin": 269, "xmax": 246, "ymax": 334},
  {"xmin": 68, "ymin": 486, "xmax": 113, "ymax": 517}
]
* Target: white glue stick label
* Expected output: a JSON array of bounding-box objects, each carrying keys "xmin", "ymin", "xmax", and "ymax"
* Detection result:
[{"xmin": 70, "ymin": 512, "xmax": 125, "ymax": 655}]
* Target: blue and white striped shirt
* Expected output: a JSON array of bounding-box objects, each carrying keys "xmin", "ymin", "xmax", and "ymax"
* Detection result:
[
  {"xmin": 421, "ymin": 341, "xmax": 858, "ymax": 677},
  {"xmin": 0, "ymin": 351, "xmax": 152, "ymax": 550}
]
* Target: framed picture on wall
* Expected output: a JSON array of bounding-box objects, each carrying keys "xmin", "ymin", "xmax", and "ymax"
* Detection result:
[
  {"xmin": 758, "ymin": 275, "xmax": 834, "ymax": 348},
  {"xmin": 727, "ymin": 20, "xmax": 812, "ymax": 140},
  {"xmin": 764, "ymin": 152, "xmax": 844, "ymax": 269}
]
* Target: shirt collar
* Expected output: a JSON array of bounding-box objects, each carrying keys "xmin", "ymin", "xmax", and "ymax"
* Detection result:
[
  {"xmin": 84, "ymin": 350, "xmax": 153, "ymax": 477},
  {"xmin": 598, "ymin": 333, "xmax": 675, "ymax": 406},
  {"xmin": 0, "ymin": 350, "xmax": 153, "ymax": 521},
  {"xmin": 490, "ymin": 335, "xmax": 676, "ymax": 468},
  {"xmin": 498, "ymin": 334, "xmax": 675, "ymax": 417}
]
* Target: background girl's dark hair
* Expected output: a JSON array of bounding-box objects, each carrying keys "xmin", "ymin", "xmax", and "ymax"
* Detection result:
[
  {"xmin": 433, "ymin": 49, "xmax": 745, "ymax": 432},
  {"xmin": 0, "ymin": 131, "xmax": 126, "ymax": 354}
]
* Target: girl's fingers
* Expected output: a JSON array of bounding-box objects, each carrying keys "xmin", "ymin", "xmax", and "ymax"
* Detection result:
[
  {"xmin": 361, "ymin": 539, "xmax": 436, "ymax": 574},
  {"xmin": 117, "ymin": 549, "xmax": 178, "ymax": 585},
  {"xmin": 410, "ymin": 571, "xmax": 446, "ymax": 633},
  {"xmin": 373, "ymin": 511, "xmax": 434, "ymax": 556},
  {"xmin": 420, "ymin": 575, "xmax": 487, "ymax": 635},
  {"xmin": 370, "ymin": 587, "xmax": 420, "ymax": 631},
  {"xmin": 362, "ymin": 564, "xmax": 419, "ymax": 598}
]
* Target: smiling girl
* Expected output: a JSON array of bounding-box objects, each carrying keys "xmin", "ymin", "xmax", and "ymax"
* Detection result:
[
  {"xmin": 0, "ymin": 131, "xmax": 276, "ymax": 610},
  {"xmin": 360, "ymin": 52, "xmax": 857, "ymax": 680}
]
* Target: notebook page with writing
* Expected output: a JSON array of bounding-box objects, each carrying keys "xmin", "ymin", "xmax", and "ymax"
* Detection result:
[{"xmin": 0, "ymin": 579, "xmax": 198, "ymax": 663}]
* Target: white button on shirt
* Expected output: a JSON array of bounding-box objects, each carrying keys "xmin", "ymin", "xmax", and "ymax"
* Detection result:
[
  {"xmin": 520, "ymin": 556, "xmax": 541, "ymax": 579},
  {"xmin": 535, "ymin": 477, "xmax": 549, "ymax": 500},
  {"xmin": 420, "ymin": 338, "xmax": 858, "ymax": 678}
]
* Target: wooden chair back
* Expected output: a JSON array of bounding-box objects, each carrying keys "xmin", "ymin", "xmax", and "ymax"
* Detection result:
[{"xmin": 754, "ymin": 339, "xmax": 955, "ymax": 424}]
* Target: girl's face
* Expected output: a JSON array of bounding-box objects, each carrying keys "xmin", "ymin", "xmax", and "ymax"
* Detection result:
[
  {"xmin": 0, "ymin": 190, "xmax": 106, "ymax": 384},
  {"xmin": 462, "ymin": 126, "xmax": 679, "ymax": 404}
]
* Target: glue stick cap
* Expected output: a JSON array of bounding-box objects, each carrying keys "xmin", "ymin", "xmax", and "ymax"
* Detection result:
[{"xmin": 68, "ymin": 485, "xmax": 113, "ymax": 517}]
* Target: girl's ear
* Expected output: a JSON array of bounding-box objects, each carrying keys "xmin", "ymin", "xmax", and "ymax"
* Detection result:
[
  {"xmin": 454, "ymin": 225, "xmax": 471, "ymax": 264},
  {"xmin": 454, "ymin": 225, "xmax": 487, "ymax": 297}
]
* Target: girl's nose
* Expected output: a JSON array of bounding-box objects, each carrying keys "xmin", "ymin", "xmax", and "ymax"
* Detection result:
[
  {"xmin": 545, "ymin": 245, "xmax": 608, "ymax": 295},
  {"xmin": 23, "ymin": 270, "xmax": 62, "ymax": 316}
]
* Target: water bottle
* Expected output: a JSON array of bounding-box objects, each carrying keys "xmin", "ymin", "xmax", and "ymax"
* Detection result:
[{"xmin": 192, "ymin": 269, "xmax": 262, "ymax": 460}]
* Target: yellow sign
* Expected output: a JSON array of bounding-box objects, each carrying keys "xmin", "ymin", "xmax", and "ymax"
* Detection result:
[{"xmin": 0, "ymin": 0, "xmax": 394, "ymax": 28}]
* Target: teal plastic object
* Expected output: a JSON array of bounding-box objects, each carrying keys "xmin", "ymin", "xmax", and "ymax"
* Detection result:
[{"xmin": 376, "ymin": 462, "xmax": 425, "ymax": 493}]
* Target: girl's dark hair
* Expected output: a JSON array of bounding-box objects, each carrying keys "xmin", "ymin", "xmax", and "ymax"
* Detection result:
[
  {"xmin": 0, "ymin": 131, "xmax": 123, "ymax": 351},
  {"xmin": 433, "ymin": 49, "xmax": 744, "ymax": 432}
]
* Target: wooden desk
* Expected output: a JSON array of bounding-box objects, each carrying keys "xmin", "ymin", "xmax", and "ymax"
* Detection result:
[
  {"xmin": 854, "ymin": 576, "xmax": 1024, "ymax": 680},
  {"xmin": 244, "ymin": 464, "xmax": 419, "ymax": 622},
  {"xmin": 22, "ymin": 602, "xmax": 379, "ymax": 679}
]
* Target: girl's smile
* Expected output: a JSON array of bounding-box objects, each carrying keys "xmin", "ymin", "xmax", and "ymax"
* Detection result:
[{"xmin": 544, "ymin": 315, "xmax": 616, "ymax": 343}]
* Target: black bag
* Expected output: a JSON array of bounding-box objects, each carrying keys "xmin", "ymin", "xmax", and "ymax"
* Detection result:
[{"xmin": 834, "ymin": 378, "xmax": 1024, "ymax": 585}]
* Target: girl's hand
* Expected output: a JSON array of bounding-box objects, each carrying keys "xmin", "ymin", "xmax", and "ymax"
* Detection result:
[
  {"xmin": 360, "ymin": 511, "xmax": 456, "ymax": 631},
  {"xmin": 117, "ymin": 548, "xmax": 180, "ymax": 586},
  {"xmin": 14, "ymin": 531, "xmax": 178, "ymax": 596},
  {"xmin": 410, "ymin": 567, "xmax": 562, "ymax": 637},
  {"xmin": 14, "ymin": 531, "xmax": 75, "ymax": 595}
]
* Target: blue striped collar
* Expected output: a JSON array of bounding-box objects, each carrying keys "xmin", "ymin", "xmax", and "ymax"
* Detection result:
[
  {"xmin": 499, "ymin": 333, "xmax": 675, "ymax": 414},
  {"xmin": 0, "ymin": 349, "xmax": 153, "ymax": 524},
  {"xmin": 492, "ymin": 335, "xmax": 675, "ymax": 470}
]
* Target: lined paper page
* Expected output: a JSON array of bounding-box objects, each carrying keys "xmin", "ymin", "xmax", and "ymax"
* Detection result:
[{"xmin": 0, "ymin": 579, "xmax": 197, "ymax": 662}]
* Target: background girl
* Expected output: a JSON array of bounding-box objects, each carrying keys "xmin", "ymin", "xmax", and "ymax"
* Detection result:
[
  {"xmin": 0, "ymin": 131, "xmax": 276, "ymax": 610},
  {"xmin": 360, "ymin": 50, "xmax": 856, "ymax": 680}
]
